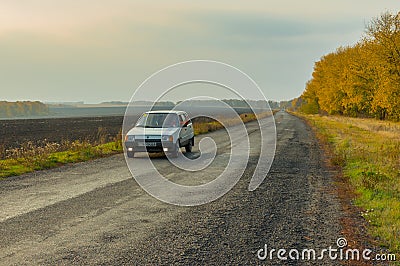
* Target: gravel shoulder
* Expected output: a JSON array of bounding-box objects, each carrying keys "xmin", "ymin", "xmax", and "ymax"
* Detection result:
[{"xmin": 0, "ymin": 111, "xmax": 345, "ymax": 265}]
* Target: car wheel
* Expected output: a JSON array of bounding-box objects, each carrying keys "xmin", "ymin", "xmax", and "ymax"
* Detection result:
[
  {"xmin": 127, "ymin": 151, "xmax": 135, "ymax": 158},
  {"xmin": 185, "ymin": 138, "xmax": 193, "ymax": 153},
  {"xmin": 170, "ymin": 141, "xmax": 180, "ymax": 158}
]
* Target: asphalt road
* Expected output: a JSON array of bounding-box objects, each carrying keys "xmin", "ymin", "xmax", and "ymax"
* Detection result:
[{"xmin": 0, "ymin": 111, "xmax": 343, "ymax": 265}]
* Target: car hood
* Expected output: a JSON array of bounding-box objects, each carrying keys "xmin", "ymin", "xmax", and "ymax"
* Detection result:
[{"xmin": 126, "ymin": 127, "xmax": 179, "ymax": 137}]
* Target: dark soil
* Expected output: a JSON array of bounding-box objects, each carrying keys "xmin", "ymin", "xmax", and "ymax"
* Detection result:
[{"xmin": 0, "ymin": 116, "xmax": 124, "ymax": 152}]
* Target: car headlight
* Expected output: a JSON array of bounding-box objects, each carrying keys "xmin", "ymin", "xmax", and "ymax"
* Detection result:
[
  {"xmin": 125, "ymin": 135, "xmax": 135, "ymax": 141},
  {"xmin": 162, "ymin": 135, "xmax": 173, "ymax": 141}
]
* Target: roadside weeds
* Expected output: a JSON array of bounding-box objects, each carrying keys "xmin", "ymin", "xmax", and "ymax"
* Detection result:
[{"xmin": 294, "ymin": 112, "xmax": 399, "ymax": 264}]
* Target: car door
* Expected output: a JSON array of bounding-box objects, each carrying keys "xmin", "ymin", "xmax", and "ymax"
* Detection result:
[
  {"xmin": 185, "ymin": 114, "xmax": 194, "ymax": 138},
  {"xmin": 179, "ymin": 114, "xmax": 189, "ymax": 144}
]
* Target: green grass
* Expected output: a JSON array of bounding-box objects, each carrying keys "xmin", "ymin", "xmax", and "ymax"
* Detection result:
[{"xmin": 298, "ymin": 113, "xmax": 400, "ymax": 256}]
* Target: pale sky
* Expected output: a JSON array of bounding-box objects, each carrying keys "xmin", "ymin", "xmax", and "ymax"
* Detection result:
[{"xmin": 0, "ymin": 1, "xmax": 399, "ymax": 103}]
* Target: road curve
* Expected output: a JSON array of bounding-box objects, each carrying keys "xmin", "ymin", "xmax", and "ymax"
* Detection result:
[{"xmin": 0, "ymin": 111, "xmax": 342, "ymax": 265}]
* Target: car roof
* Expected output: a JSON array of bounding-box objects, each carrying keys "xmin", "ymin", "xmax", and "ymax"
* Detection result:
[{"xmin": 145, "ymin": 110, "xmax": 185, "ymax": 114}]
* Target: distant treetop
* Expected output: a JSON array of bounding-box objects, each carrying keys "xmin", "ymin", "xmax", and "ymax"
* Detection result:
[{"xmin": 0, "ymin": 101, "xmax": 49, "ymax": 118}]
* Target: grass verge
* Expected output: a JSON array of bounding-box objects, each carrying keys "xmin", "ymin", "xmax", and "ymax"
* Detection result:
[
  {"xmin": 0, "ymin": 141, "xmax": 123, "ymax": 179},
  {"xmin": 0, "ymin": 111, "xmax": 274, "ymax": 179},
  {"xmin": 297, "ymin": 113, "xmax": 400, "ymax": 256}
]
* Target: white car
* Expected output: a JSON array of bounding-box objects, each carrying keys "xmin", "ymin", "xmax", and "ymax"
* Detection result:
[{"xmin": 124, "ymin": 110, "xmax": 195, "ymax": 158}]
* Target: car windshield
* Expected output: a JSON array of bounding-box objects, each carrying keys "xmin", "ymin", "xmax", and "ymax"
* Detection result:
[{"xmin": 135, "ymin": 113, "xmax": 180, "ymax": 128}]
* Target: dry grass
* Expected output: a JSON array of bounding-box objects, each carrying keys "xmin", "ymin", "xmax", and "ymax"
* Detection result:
[
  {"xmin": 193, "ymin": 111, "xmax": 273, "ymax": 135},
  {"xmin": 328, "ymin": 116, "xmax": 400, "ymax": 139},
  {"xmin": 0, "ymin": 129, "xmax": 123, "ymax": 178}
]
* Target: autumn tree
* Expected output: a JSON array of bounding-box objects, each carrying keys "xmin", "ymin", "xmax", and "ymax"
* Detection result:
[
  {"xmin": 299, "ymin": 11, "xmax": 400, "ymax": 121},
  {"xmin": 0, "ymin": 101, "xmax": 49, "ymax": 118}
]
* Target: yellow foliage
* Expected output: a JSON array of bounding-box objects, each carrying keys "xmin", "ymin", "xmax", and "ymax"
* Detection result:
[{"xmin": 300, "ymin": 11, "xmax": 400, "ymax": 121}]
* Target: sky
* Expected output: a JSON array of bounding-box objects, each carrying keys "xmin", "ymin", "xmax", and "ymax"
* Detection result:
[{"xmin": 0, "ymin": 1, "xmax": 399, "ymax": 103}]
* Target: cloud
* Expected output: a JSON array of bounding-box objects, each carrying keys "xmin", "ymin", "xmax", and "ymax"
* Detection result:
[
  {"xmin": 0, "ymin": 1, "xmax": 399, "ymax": 102},
  {"xmin": 178, "ymin": 11, "xmax": 364, "ymax": 47}
]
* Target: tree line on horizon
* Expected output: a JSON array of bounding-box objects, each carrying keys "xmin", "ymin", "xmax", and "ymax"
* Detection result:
[
  {"xmin": 296, "ymin": 11, "xmax": 400, "ymax": 121},
  {"xmin": 0, "ymin": 101, "xmax": 49, "ymax": 118},
  {"xmin": 0, "ymin": 99, "xmax": 280, "ymax": 119}
]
